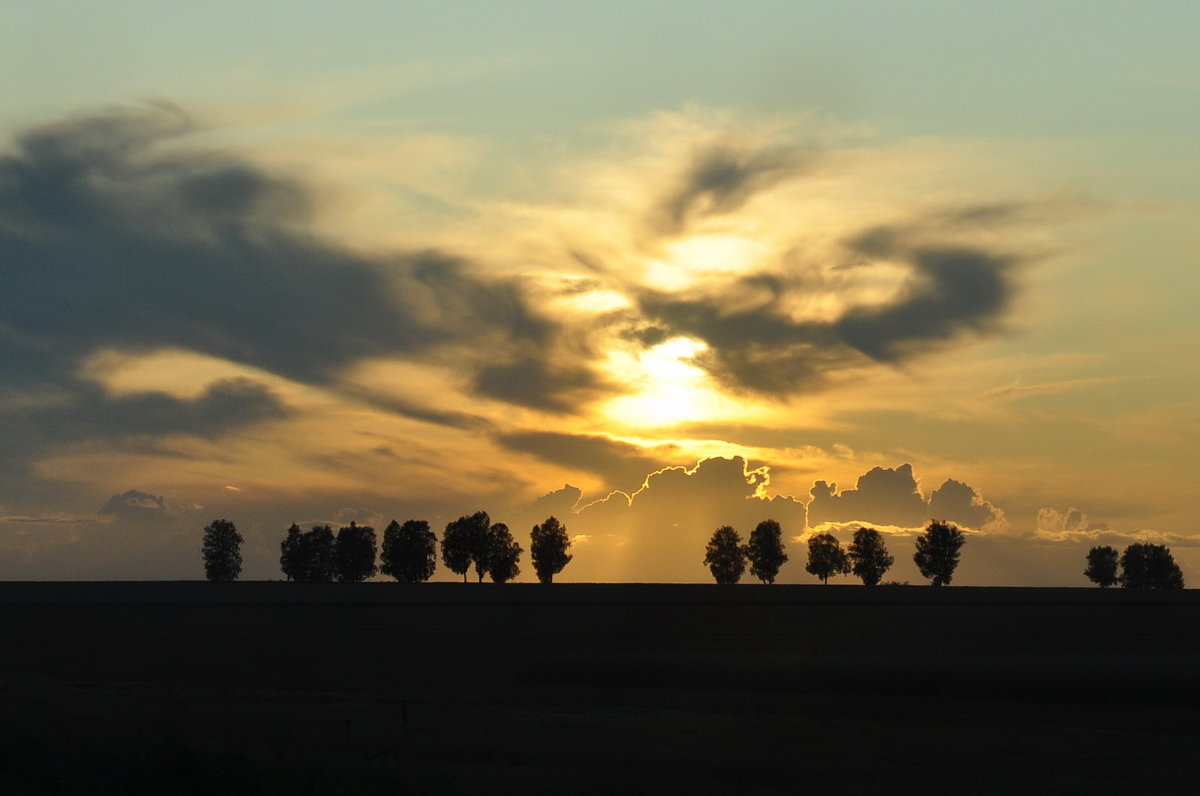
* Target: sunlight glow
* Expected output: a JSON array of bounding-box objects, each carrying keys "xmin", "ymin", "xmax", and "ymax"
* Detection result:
[
  {"xmin": 601, "ymin": 337, "xmax": 736, "ymax": 429},
  {"xmin": 643, "ymin": 234, "xmax": 765, "ymax": 290}
]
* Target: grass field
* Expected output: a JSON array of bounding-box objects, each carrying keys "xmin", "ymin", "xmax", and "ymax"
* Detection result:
[{"xmin": 2, "ymin": 583, "xmax": 1197, "ymax": 794}]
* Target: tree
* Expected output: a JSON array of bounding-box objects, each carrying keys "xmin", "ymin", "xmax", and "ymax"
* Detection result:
[
  {"xmin": 201, "ymin": 519, "xmax": 243, "ymax": 582},
  {"xmin": 746, "ymin": 519, "xmax": 788, "ymax": 584},
  {"xmin": 805, "ymin": 532, "xmax": 850, "ymax": 585},
  {"xmin": 334, "ymin": 521, "xmax": 378, "ymax": 582},
  {"xmin": 847, "ymin": 526, "xmax": 894, "ymax": 587},
  {"xmin": 913, "ymin": 520, "xmax": 965, "ymax": 586},
  {"xmin": 380, "ymin": 519, "xmax": 437, "ymax": 583},
  {"xmin": 442, "ymin": 511, "xmax": 491, "ymax": 582},
  {"xmin": 280, "ymin": 523, "xmax": 303, "ymax": 581},
  {"xmin": 1084, "ymin": 545, "xmax": 1119, "ymax": 588},
  {"xmin": 279, "ymin": 524, "xmax": 336, "ymax": 582},
  {"xmin": 530, "ymin": 516, "xmax": 572, "ymax": 584},
  {"xmin": 703, "ymin": 526, "xmax": 747, "ymax": 585},
  {"xmin": 484, "ymin": 522, "xmax": 522, "ymax": 583},
  {"xmin": 1119, "ymin": 543, "xmax": 1184, "ymax": 590}
]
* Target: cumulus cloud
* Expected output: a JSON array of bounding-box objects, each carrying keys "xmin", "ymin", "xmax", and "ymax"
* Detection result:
[
  {"xmin": 808, "ymin": 464, "xmax": 1002, "ymax": 531},
  {"xmin": 98, "ymin": 490, "xmax": 167, "ymax": 520},
  {"xmin": 929, "ymin": 479, "xmax": 1003, "ymax": 530},
  {"xmin": 808, "ymin": 464, "xmax": 929, "ymax": 528},
  {"xmin": 1035, "ymin": 506, "xmax": 1110, "ymax": 540},
  {"xmin": 513, "ymin": 456, "xmax": 807, "ymax": 582}
]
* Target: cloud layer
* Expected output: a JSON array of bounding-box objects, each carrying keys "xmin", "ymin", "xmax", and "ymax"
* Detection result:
[{"xmin": 0, "ymin": 105, "xmax": 605, "ymax": 507}]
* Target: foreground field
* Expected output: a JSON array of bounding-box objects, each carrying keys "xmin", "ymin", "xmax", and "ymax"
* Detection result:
[{"xmin": 2, "ymin": 583, "xmax": 1197, "ymax": 794}]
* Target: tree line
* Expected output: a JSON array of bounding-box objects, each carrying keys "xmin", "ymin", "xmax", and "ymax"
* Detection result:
[
  {"xmin": 200, "ymin": 512, "xmax": 572, "ymax": 584},
  {"xmin": 200, "ymin": 515, "xmax": 1185, "ymax": 589},
  {"xmin": 704, "ymin": 520, "xmax": 961, "ymax": 586}
]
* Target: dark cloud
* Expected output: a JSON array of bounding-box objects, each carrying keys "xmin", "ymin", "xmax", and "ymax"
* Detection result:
[
  {"xmin": 0, "ymin": 377, "xmax": 288, "ymax": 503},
  {"xmin": 526, "ymin": 484, "xmax": 584, "ymax": 520},
  {"xmin": 808, "ymin": 464, "xmax": 929, "ymax": 528},
  {"xmin": 653, "ymin": 143, "xmax": 802, "ymax": 235},
  {"xmin": 0, "ymin": 111, "xmax": 541, "ymax": 381},
  {"xmin": 98, "ymin": 489, "xmax": 167, "ymax": 522},
  {"xmin": 808, "ymin": 464, "xmax": 1002, "ymax": 531},
  {"xmin": 0, "ymin": 105, "xmax": 579, "ymax": 387},
  {"xmin": 835, "ymin": 246, "xmax": 1013, "ymax": 362},
  {"xmin": 638, "ymin": 238, "xmax": 1016, "ymax": 396},
  {"xmin": 928, "ymin": 479, "xmax": 1001, "ymax": 529},
  {"xmin": 0, "ymin": 105, "xmax": 611, "ymax": 502},
  {"xmin": 473, "ymin": 357, "xmax": 612, "ymax": 414},
  {"xmin": 496, "ymin": 431, "xmax": 679, "ymax": 495}
]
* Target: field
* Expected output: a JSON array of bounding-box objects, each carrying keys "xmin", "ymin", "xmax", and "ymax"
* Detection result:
[{"xmin": 2, "ymin": 583, "xmax": 1198, "ymax": 794}]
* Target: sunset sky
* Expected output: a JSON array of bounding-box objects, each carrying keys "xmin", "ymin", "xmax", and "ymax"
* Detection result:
[{"xmin": 2, "ymin": 2, "xmax": 1197, "ymax": 583}]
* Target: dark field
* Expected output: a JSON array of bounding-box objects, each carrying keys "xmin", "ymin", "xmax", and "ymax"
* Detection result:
[{"xmin": 3, "ymin": 583, "xmax": 1198, "ymax": 794}]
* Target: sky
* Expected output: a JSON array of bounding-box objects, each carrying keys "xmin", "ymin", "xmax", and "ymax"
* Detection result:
[{"xmin": 1, "ymin": 2, "xmax": 1198, "ymax": 584}]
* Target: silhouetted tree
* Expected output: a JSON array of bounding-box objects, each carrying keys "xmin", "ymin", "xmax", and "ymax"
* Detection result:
[
  {"xmin": 530, "ymin": 516, "xmax": 572, "ymax": 584},
  {"xmin": 848, "ymin": 526, "xmax": 894, "ymax": 586},
  {"xmin": 704, "ymin": 525, "xmax": 747, "ymax": 584},
  {"xmin": 746, "ymin": 519, "xmax": 788, "ymax": 584},
  {"xmin": 201, "ymin": 518, "xmax": 243, "ymax": 582},
  {"xmin": 485, "ymin": 522, "xmax": 522, "ymax": 583},
  {"xmin": 442, "ymin": 511, "xmax": 491, "ymax": 582},
  {"xmin": 280, "ymin": 523, "xmax": 303, "ymax": 581},
  {"xmin": 1119, "ymin": 543, "xmax": 1184, "ymax": 590},
  {"xmin": 1084, "ymin": 545, "xmax": 1119, "ymax": 588},
  {"xmin": 280, "ymin": 524, "xmax": 336, "ymax": 582},
  {"xmin": 913, "ymin": 520, "xmax": 965, "ymax": 586},
  {"xmin": 334, "ymin": 521, "xmax": 377, "ymax": 582},
  {"xmin": 806, "ymin": 532, "xmax": 850, "ymax": 584},
  {"xmin": 381, "ymin": 519, "xmax": 437, "ymax": 583}
]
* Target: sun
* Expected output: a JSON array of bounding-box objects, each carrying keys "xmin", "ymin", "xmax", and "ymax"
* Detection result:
[{"xmin": 599, "ymin": 337, "xmax": 735, "ymax": 430}]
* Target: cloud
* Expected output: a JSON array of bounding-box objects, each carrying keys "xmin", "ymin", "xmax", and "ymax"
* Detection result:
[
  {"xmin": 808, "ymin": 464, "xmax": 929, "ymax": 528},
  {"xmin": 0, "ymin": 104, "xmax": 583, "ymax": 389},
  {"xmin": 0, "ymin": 104, "xmax": 618, "ymax": 506},
  {"xmin": 1035, "ymin": 506, "xmax": 1109, "ymax": 540},
  {"xmin": 334, "ymin": 507, "xmax": 383, "ymax": 528},
  {"xmin": 98, "ymin": 489, "xmax": 167, "ymax": 522},
  {"xmin": 652, "ymin": 142, "xmax": 803, "ymax": 235},
  {"xmin": 496, "ymin": 431, "xmax": 680, "ymax": 495},
  {"xmin": 637, "ymin": 241, "xmax": 1016, "ymax": 397},
  {"xmin": 806, "ymin": 464, "xmax": 1003, "ymax": 531},
  {"xmin": 513, "ymin": 456, "xmax": 807, "ymax": 582},
  {"xmin": 524, "ymin": 484, "xmax": 584, "ymax": 521},
  {"xmin": 472, "ymin": 357, "xmax": 612, "ymax": 414},
  {"xmin": 928, "ymin": 479, "xmax": 1003, "ymax": 530}
]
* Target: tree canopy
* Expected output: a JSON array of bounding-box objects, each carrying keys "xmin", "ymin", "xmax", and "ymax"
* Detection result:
[
  {"xmin": 805, "ymin": 532, "xmax": 850, "ymax": 585},
  {"xmin": 530, "ymin": 516, "xmax": 572, "ymax": 584},
  {"xmin": 201, "ymin": 518, "xmax": 243, "ymax": 582},
  {"xmin": 380, "ymin": 519, "xmax": 438, "ymax": 583},
  {"xmin": 847, "ymin": 526, "xmax": 894, "ymax": 587},
  {"xmin": 485, "ymin": 522, "xmax": 522, "ymax": 583},
  {"xmin": 334, "ymin": 521, "xmax": 378, "ymax": 583},
  {"xmin": 703, "ymin": 525, "xmax": 747, "ymax": 585},
  {"xmin": 1084, "ymin": 545, "xmax": 1119, "ymax": 588},
  {"xmin": 913, "ymin": 520, "xmax": 965, "ymax": 586},
  {"xmin": 442, "ymin": 511, "xmax": 491, "ymax": 582},
  {"xmin": 746, "ymin": 519, "xmax": 788, "ymax": 584},
  {"xmin": 1119, "ymin": 543, "xmax": 1184, "ymax": 590},
  {"xmin": 279, "ymin": 524, "xmax": 336, "ymax": 582}
]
